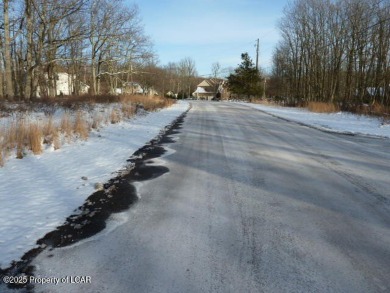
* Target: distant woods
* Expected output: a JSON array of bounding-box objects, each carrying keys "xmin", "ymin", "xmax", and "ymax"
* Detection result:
[
  {"xmin": 0, "ymin": 0, "xmax": 153, "ymax": 99},
  {"xmin": 272, "ymin": 0, "xmax": 390, "ymax": 108}
]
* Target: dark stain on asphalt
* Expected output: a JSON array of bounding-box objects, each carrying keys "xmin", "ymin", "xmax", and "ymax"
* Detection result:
[{"xmin": 0, "ymin": 108, "xmax": 188, "ymax": 291}]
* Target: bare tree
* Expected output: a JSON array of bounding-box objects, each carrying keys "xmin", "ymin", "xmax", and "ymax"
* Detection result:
[
  {"xmin": 3, "ymin": 0, "xmax": 13, "ymax": 98},
  {"xmin": 88, "ymin": 0, "xmax": 148, "ymax": 95},
  {"xmin": 178, "ymin": 57, "xmax": 197, "ymax": 98},
  {"xmin": 211, "ymin": 62, "xmax": 221, "ymax": 78},
  {"xmin": 0, "ymin": 0, "xmax": 154, "ymax": 99},
  {"xmin": 272, "ymin": 0, "xmax": 390, "ymax": 107}
]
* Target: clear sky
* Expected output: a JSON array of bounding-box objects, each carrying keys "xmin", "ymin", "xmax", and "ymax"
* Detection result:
[{"xmin": 130, "ymin": 0, "xmax": 289, "ymax": 76}]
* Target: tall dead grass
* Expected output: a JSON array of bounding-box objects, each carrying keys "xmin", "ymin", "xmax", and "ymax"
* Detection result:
[
  {"xmin": 74, "ymin": 111, "xmax": 89, "ymax": 140},
  {"xmin": 121, "ymin": 102, "xmax": 136, "ymax": 119},
  {"xmin": 28, "ymin": 123, "xmax": 43, "ymax": 155},
  {"xmin": 307, "ymin": 102, "xmax": 340, "ymax": 113},
  {"xmin": 121, "ymin": 95, "xmax": 175, "ymax": 111},
  {"xmin": 0, "ymin": 94, "xmax": 175, "ymax": 167},
  {"xmin": 357, "ymin": 102, "xmax": 390, "ymax": 117},
  {"xmin": 60, "ymin": 112, "xmax": 73, "ymax": 139},
  {"xmin": 42, "ymin": 115, "xmax": 57, "ymax": 145},
  {"xmin": 91, "ymin": 113, "xmax": 103, "ymax": 129},
  {"xmin": 2, "ymin": 119, "xmax": 42, "ymax": 159},
  {"xmin": 110, "ymin": 109, "xmax": 121, "ymax": 124},
  {"xmin": 0, "ymin": 150, "xmax": 4, "ymax": 167}
]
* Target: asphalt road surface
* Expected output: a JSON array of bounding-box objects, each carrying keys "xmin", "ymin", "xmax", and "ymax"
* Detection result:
[{"xmin": 33, "ymin": 101, "xmax": 390, "ymax": 293}]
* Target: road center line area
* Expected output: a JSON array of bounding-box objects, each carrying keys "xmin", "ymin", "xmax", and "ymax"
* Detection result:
[{"xmin": 10, "ymin": 101, "xmax": 390, "ymax": 292}]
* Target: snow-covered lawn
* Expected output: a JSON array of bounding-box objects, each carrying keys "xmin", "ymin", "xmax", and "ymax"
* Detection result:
[
  {"xmin": 0, "ymin": 101, "xmax": 189, "ymax": 270},
  {"xmin": 241, "ymin": 102, "xmax": 390, "ymax": 139}
]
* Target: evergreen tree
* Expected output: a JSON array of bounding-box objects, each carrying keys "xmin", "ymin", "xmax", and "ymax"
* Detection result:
[{"xmin": 227, "ymin": 53, "xmax": 263, "ymax": 99}]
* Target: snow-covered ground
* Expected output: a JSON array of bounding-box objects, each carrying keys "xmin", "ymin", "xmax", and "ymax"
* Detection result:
[
  {"xmin": 0, "ymin": 101, "xmax": 189, "ymax": 270},
  {"xmin": 240, "ymin": 102, "xmax": 390, "ymax": 139},
  {"xmin": 1, "ymin": 100, "xmax": 389, "ymax": 270}
]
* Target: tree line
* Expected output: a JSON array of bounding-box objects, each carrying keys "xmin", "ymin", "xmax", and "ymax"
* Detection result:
[
  {"xmin": 0, "ymin": 0, "xmax": 161, "ymax": 99},
  {"xmin": 271, "ymin": 0, "xmax": 390, "ymax": 108},
  {"xmin": 140, "ymin": 57, "xmax": 200, "ymax": 99}
]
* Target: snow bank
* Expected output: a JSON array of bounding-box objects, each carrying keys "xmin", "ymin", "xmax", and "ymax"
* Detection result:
[
  {"xmin": 0, "ymin": 101, "xmax": 189, "ymax": 269},
  {"xmin": 240, "ymin": 102, "xmax": 390, "ymax": 139}
]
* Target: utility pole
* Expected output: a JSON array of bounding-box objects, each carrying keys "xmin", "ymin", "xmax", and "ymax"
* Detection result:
[{"xmin": 255, "ymin": 38, "xmax": 259, "ymax": 72}]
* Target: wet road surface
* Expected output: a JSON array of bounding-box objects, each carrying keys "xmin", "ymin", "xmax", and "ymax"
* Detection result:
[{"xmin": 32, "ymin": 101, "xmax": 390, "ymax": 293}]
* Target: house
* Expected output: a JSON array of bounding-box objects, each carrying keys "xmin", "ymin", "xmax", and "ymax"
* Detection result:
[
  {"xmin": 37, "ymin": 72, "xmax": 89, "ymax": 97},
  {"xmin": 55, "ymin": 73, "xmax": 89, "ymax": 96},
  {"xmin": 165, "ymin": 91, "xmax": 177, "ymax": 98},
  {"xmin": 116, "ymin": 82, "xmax": 159, "ymax": 96},
  {"xmin": 121, "ymin": 82, "xmax": 144, "ymax": 95},
  {"xmin": 192, "ymin": 78, "xmax": 229, "ymax": 100}
]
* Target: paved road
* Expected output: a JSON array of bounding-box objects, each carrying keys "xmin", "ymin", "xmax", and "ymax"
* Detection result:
[{"xmin": 33, "ymin": 101, "xmax": 390, "ymax": 293}]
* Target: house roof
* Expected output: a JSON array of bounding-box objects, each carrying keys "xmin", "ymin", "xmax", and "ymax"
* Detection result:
[{"xmin": 197, "ymin": 78, "xmax": 224, "ymax": 88}]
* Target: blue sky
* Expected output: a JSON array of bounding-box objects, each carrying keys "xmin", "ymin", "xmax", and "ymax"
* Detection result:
[{"xmin": 130, "ymin": 0, "xmax": 288, "ymax": 76}]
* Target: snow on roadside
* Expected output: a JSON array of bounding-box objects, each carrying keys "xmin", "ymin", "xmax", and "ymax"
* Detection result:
[
  {"xmin": 240, "ymin": 102, "xmax": 390, "ymax": 139},
  {"xmin": 0, "ymin": 100, "xmax": 189, "ymax": 269}
]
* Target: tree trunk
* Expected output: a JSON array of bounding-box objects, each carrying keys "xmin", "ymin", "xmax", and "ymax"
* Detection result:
[
  {"xmin": 3, "ymin": 0, "xmax": 14, "ymax": 99},
  {"xmin": 24, "ymin": 0, "xmax": 33, "ymax": 99}
]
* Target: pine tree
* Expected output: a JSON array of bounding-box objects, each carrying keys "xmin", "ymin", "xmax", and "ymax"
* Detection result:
[{"xmin": 227, "ymin": 53, "xmax": 263, "ymax": 99}]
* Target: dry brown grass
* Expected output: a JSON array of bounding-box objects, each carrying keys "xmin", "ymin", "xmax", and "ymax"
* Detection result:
[
  {"xmin": 6, "ymin": 120, "xmax": 20, "ymax": 149},
  {"xmin": 28, "ymin": 123, "xmax": 43, "ymax": 155},
  {"xmin": 121, "ymin": 102, "xmax": 136, "ymax": 119},
  {"xmin": 110, "ymin": 109, "xmax": 121, "ymax": 124},
  {"xmin": 370, "ymin": 102, "xmax": 390, "ymax": 117},
  {"xmin": 74, "ymin": 111, "xmax": 89, "ymax": 140},
  {"xmin": 307, "ymin": 102, "xmax": 340, "ymax": 113},
  {"xmin": 13, "ymin": 120, "xmax": 27, "ymax": 159},
  {"xmin": 0, "ymin": 150, "xmax": 4, "ymax": 167},
  {"xmin": 353, "ymin": 102, "xmax": 390, "ymax": 122},
  {"xmin": 42, "ymin": 115, "xmax": 58, "ymax": 145},
  {"xmin": 0, "ymin": 136, "xmax": 4, "ymax": 166},
  {"xmin": 121, "ymin": 95, "xmax": 175, "ymax": 111},
  {"xmin": 60, "ymin": 112, "xmax": 73, "ymax": 138},
  {"xmin": 53, "ymin": 132, "xmax": 61, "ymax": 150},
  {"xmin": 0, "ymin": 94, "xmax": 176, "ymax": 167},
  {"xmin": 91, "ymin": 113, "xmax": 104, "ymax": 129}
]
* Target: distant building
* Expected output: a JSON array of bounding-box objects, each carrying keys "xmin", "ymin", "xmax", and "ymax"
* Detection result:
[
  {"xmin": 116, "ymin": 82, "xmax": 158, "ymax": 97},
  {"xmin": 37, "ymin": 72, "xmax": 89, "ymax": 97},
  {"xmin": 192, "ymin": 78, "xmax": 229, "ymax": 100},
  {"xmin": 122, "ymin": 82, "xmax": 144, "ymax": 95},
  {"xmin": 55, "ymin": 73, "xmax": 90, "ymax": 96},
  {"xmin": 165, "ymin": 91, "xmax": 177, "ymax": 98}
]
